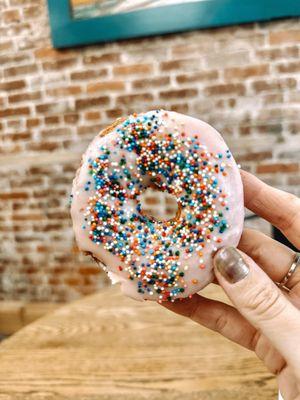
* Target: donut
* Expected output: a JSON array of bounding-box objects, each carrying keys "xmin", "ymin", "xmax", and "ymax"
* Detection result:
[{"xmin": 71, "ymin": 110, "xmax": 244, "ymax": 302}]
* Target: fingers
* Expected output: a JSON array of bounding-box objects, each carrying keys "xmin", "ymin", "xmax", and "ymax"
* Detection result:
[
  {"xmin": 214, "ymin": 247, "xmax": 300, "ymax": 369},
  {"xmin": 238, "ymin": 229, "xmax": 299, "ymax": 289},
  {"xmin": 241, "ymin": 170, "xmax": 300, "ymax": 249},
  {"xmin": 162, "ymin": 293, "xmax": 258, "ymax": 350},
  {"xmin": 163, "ymin": 291, "xmax": 286, "ymax": 374}
]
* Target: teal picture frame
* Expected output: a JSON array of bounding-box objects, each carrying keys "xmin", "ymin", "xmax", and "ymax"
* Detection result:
[{"xmin": 47, "ymin": 0, "xmax": 300, "ymax": 49}]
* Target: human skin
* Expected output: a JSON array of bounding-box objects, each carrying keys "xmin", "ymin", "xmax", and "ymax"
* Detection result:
[{"xmin": 163, "ymin": 170, "xmax": 300, "ymax": 400}]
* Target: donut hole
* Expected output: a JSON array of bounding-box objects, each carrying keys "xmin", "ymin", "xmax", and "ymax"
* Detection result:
[{"xmin": 139, "ymin": 186, "xmax": 179, "ymax": 222}]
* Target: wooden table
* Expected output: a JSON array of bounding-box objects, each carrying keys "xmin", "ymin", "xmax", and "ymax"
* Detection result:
[{"xmin": 0, "ymin": 284, "xmax": 277, "ymax": 400}]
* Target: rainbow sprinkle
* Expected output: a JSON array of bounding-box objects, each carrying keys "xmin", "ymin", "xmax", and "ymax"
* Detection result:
[{"xmin": 83, "ymin": 110, "xmax": 231, "ymax": 301}]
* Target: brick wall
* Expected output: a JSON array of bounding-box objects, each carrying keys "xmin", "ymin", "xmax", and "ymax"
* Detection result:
[{"xmin": 0, "ymin": 0, "xmax": 299, "ymax": 302}]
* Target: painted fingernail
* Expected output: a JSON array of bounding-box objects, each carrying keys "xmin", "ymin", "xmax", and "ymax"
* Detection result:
[{"xmin": 214, "ymin": 247, "xmax": 249, "ymax": 283}]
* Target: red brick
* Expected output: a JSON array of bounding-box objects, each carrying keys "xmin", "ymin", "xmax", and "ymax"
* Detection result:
[
  {"xmin": 65, "ymin": 276, "xmax": 82, "ymax": 286},
  {"xmin": 41, "ymin": 128, "xmax": 71, "ymax": 139},
  {"xmin": 37, "ymin": 223, "xmax": 63, "ymax": 232},
  {"xmin": 46, "ymin": 86, "xmax": 82, "ymax": 97},
  {"xmin": 0, "ymin": 80, "xmax": 26, "ymax": 91},
  {"xmin": 132, "ymin": 76, "xmax": 170, "ymax": 89},
  {"xmin": 64, "ymin": 113, "xmax": 79, "ymax": 123},
  {"xmin": 113, "ymin": 63, "xmax": 153, "ymax": 76},
  {"xmin": 8, "ymin": 91, "xmax": 41, "ymax": 103},
  {"xmin": 42, "ymin": 58, "xmax": 77, "ymax": 71},
  {"xmin": 85, "ymin": 111, "xmax": 101, "ymax": 121},
  {"xmin": 70, "ymin": 69, "xmax": 107, "ymax": 80},
  {"xmin": 170, "ymin": 103, "xmax": 189, "ymax": 114},
  {"xmin": 0, "ymin": 54, "xmax": 31, "ymax": 65},
  {"xmin": 23, "ymin": 5, "xmax": 41, "ymax": 19},
  {"xmin": 36, "ymin": 245, "xmax": 49, "ymax": 253},
  {"xmin": 289, "ymin": 92, "xmax": 300, "ymax": 103},
  {"xmin": 79, "ymin": 266, "xmax": 101, "ymax": 275},
  {"xmin": 215, "ymin": 99, "xmax": 237, "ymax": 109},
  {"xmin": 48, "ymin": 176, "xmax": 71, "ymax": 185},
  {"xmin": 63, "ymin": 164, "xmax": 76, "ymax": 173},
  {"xmin": 4, "ymin": 22, "xmax": 31, "ymax": 37},
  {"xmin": 49, "ymin": 277, "xmax": 60, "ymax": 285},
  {"xmin": 78, "ymin": 285, "xmax": 96, "ymax": 295},
  {"xmin": 7, "ymin": 131, "xmax": 32, "ymax": 141},
  {"xmin": 35, "ymin": 47, "xmax": 75, "ymax": 59},
  {"xmin": 224, "ymin": 65, "xmax": 269, "ymax": 80},
  {"xmin": 276, "ymin": 61, "xmax": 300, "ymax": 74},
  {"xmin": 256, "ymin": 124, "xmax": 282, "ymax": 135},
  {"xmin": 29, "ymin": 166, "xmax": 53, "ymax": 175},
  {"xmin": 4, "ymin": 64, "xmax": 38, "ymax": 77},
  {"xmin": 289, "ymin": 122, "xmax": 300, "ymax": 135},
  {"xmin": 35, "ymin": 102, "xmax": 69, "ymax": 114},
  {"xmin": 47, "ymin": 211, "xmax": 69, "ymax": 219},
  {"xmin": 236, "ymin": 151, "xmax": 272, "ymax": 162},
  {"xmin": 176, "ymin": 71, "xmax": 218, "ymax": 84},
  {"xmin": 11, "ymin": 177, "xmax": 43, "ymax": 187},
  {"xmin": 75, "ymin": 96, "xmax": 110, "ymax": 110},
  {"xmin": 258, "ymin": 108, "xmax": 299, "ymax": 121},
  {"xmin": 262, "ymin": 93, "xmax": 284, "ymax": 105},
  {"xmin": 105, "ymin": 108, "xmax": 123, "ymax": 119},
  {"xmin": 256, "ymin": 163, "xmax": 299, "ymax": 174},
  {"xmin": 256, "ymin": 46, "xmax": 298, "ymax": 61},
  {"xmin": 171, "ymin": 43, "xmax": 212, "ymax": 56},
  {"xmin": 269, "ymin": 30, "xmax": 300, "ymax": 45},
  {"xmin": 78, "ymin": 124, "xmax": 103, "ymax": 136},
  {"xmin": 6, "ymin": 119, "xmax": 22, "ymax": 128},
  {"xmin": 205, "ymin": 83, "xmax": 245, "ymax": 96},
  {"xmin": 12, "ymin": 213, "xmax": 44, "ymax": 221},
  {"xmin": 0, "ymin": 107, "xmax": 30, "ymax": 118},
  {"xmin": 0, "ymin": 144, "xmax": 23, "ymax": 154},
  {"xmin": 0, "ymin": 192, "xmax": 29, "ymax": 200},
  {"xmin": 23, "ymin": 266, "xmax": 38, "ymax": 274},
  {"xmin": 26, "ymin": 118, "xmax": 40, "ymax": 128},
  {"xmin": 253, "ymin": 78, "xmax": 297, "ymax": 93},
  {"xmin": 160, "ymin": 59, "xmax": 198, "ymax": 71},
  {"xmin": 3, "ymin": 9, "xmax": 21, "ymax": 23},
  {"xmin": 159, "ymin": 88, "xmax": 198, "ymax": 100},
  {"xmin": 83, "ymin": 53, "xmax": 120, "ymax": 64},
  {"xmin": 44, "ymin": 116, "xmax": 60, "ymax": 125},
  {"xmin": 87, "ymin": 81, "xmax": 125, "ymax": 93},
  {"xmin": 26, "ymin": 142, "xmax": 61, "ymax": 152},
  {"xmin": 0, "ymin": 40, "xmax": 13, "ymax": 52},
  {"xmin": 116, "ymin": 93, "xmax": 153, "ymax": 105}
]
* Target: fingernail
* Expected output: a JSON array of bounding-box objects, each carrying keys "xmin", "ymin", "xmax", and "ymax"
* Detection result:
[{"xmin": 214, "ymin": 247, "xmax": 249, "ymax": 283}]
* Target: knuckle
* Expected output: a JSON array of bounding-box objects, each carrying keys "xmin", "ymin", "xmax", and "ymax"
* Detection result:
[
  {"xmin": 255, "ymin": 335, "xmax": 286, "ymax": 375},
  {"xmin": 249, "ymin": 241, "xmax": 265, "ymax": 265},
  {"xmin": 241, "ymin": 283, "xmax": 286, "ymax": 321},
  {"xmin": 279, "ymin": 195, "xmax": 300, "ymax": 231},
  {"xmin": 249, "ymin": 329, "xmax": 261, "ymax": 351},
  {"xmin": 188, "ymin": 300, "xmax": 202, "ymax": 322},
  {"xmin": 214, "ymin": 314, "xmax": 228, "ymax": 333},
  {"xmin": 273, "ymin": 359, "xmax": 286, "ymax": 375}
]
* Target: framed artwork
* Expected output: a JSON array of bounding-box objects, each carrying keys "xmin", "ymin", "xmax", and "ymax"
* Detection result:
[{"xmin": 47, "ymin": 0, "xmax": 300, "ymax": 48}]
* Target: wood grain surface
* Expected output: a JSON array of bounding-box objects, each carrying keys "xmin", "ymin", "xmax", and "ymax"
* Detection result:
[{"xmin": 0, "ymin": 284, "xmax": 277, "ymax": 400}]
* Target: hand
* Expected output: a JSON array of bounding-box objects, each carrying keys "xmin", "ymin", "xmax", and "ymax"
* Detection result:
[{"xmin": 163, "ymin": 170, "xmax": 300, "ymax": 400}]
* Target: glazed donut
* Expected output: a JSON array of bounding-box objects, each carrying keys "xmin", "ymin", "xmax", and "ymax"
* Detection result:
[{"xmin": 71, "ymin": 110, "xmax": 244, "ymax": 302}]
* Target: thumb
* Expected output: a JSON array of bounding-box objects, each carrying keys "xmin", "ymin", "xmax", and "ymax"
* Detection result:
[{"xmin": 213, "ymin": 247, "xmax": 300, "ymax": 367}]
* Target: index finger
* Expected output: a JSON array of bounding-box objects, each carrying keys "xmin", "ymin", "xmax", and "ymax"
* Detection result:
[{"xmin": 241, "ymin": 170, "xmax": 300, "ymax": 249}]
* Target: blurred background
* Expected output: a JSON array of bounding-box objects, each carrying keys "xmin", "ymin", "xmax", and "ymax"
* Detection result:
[{"xmin": 0, "ymin": 0, "xmax": 299, "ymax": 334}]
